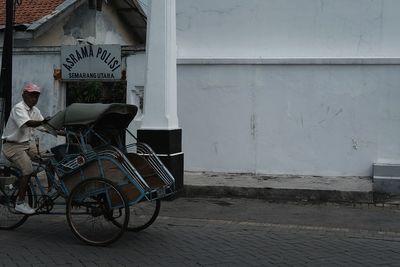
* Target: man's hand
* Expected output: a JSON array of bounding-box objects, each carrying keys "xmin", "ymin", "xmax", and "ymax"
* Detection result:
[{"xmin": 43, "ymin": 116, "xmax": 52, "ymax": 123}]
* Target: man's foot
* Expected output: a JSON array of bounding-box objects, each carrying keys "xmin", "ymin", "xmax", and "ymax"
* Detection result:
[{"xmin": 15, "ymin": 202, "xmax": 35, "ymax": 215}]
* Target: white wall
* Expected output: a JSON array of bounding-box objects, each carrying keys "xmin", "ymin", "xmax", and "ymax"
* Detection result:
[
  {"xmin": 173, "ymin": 0, "xmax": 400, "ymax": 177},
  {"xmin": 177, "ymin": 0, "xmax": 400, "ymax": 58},
  {"xmin": 33, "ymin": 3, "xmax": 136, "ymax": 46},
  {"xmin": 178, "ymin": 63, "xmax": 400, "ymax": 176},
  {"xmin": 9, "ymin": 52, "xmax": 65, "ymax": 148}
]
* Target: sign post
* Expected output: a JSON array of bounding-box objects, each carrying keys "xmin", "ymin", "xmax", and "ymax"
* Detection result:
[
  {"xmin": 0, "ymin": 0, "xmax": 14, "ymax": 149},
  {"xmin": 61, "ymin": 44, "xmax": 121, "ymax": 81}
]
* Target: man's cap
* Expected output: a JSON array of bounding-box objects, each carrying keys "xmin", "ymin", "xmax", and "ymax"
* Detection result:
[{"xmin": 22, "ymin": 83, "xmax": 41, "ymax": 93}]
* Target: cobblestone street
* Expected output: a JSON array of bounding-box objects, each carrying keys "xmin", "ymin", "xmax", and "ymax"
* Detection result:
[{"xmin": 1, "ymin": 197, "xmax": 400, "ymax": 266}]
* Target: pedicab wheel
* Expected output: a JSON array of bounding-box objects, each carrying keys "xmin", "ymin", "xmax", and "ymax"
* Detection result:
[
  {"xmin": 66, "ymin": 178, "xmax": 129, "ymax": 246},
  {"xmin": 126, "ymin": 199, "xmax": 160, "ymax": 232},
  {"xmin": 0, "ymin": 168, "xmax": 34, "ymax": 230}
]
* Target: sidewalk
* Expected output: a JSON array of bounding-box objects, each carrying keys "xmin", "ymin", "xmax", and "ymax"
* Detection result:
[{"xmin": 183, "ymin": 171, "xmax": 375, "ymax": 203}]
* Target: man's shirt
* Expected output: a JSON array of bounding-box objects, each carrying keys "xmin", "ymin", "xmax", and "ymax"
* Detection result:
[{"xmin": 2, "ymin": 101, "xmax": 44, "ymax": 143}]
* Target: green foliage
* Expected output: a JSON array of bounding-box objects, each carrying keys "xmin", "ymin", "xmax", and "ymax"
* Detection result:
[{"xmin": 67, "ymin": 81, "xmax": 126, "ymax": 105}]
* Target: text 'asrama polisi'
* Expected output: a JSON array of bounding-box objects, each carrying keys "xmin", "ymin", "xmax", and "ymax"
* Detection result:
[{"xmin": 62, "ymin": 46, "xmax": 121, "ymax": 72}]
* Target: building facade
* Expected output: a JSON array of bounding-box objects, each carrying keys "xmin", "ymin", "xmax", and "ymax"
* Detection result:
[
  {"xmin": 2, "ymin": 0, "xmax": 400, "ymax": 182},
  {"xmin": 173, "ymin": 0, "xmax": 400, "ymax": 178},
  {"xmin": 0, "ymin": 0, "xmax": 146, "ymax": 147}
]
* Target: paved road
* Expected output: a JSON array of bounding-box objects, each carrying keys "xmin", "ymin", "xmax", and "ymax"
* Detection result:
[{"xmin": 1, "ymin": 197, "xmax": 400, "ymax": 266}]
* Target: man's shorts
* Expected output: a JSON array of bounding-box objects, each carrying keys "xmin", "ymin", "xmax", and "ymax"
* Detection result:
[{"xmin": 2, "ymin": 141, "xmax": 45, "ymax": 176}]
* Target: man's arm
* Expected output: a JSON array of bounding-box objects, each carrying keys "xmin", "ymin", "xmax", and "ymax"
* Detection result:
[
  {"xmin": 24, "ymin": 119, "xmax": 45, "ymax": 128},
  {"xmin": 14, "ymin": 105, "xmax": 46, "ymax": 129}
]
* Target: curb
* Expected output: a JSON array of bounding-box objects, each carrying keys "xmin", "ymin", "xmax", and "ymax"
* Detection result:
[{"xmin": 183, "ymin": 185, "xmax": 374, "ymax": 203}]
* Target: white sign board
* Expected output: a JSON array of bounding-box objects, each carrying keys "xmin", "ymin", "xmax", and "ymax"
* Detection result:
[{"xmin": 61, "ymin": 44, "xmax": 121, "ymax": 81}]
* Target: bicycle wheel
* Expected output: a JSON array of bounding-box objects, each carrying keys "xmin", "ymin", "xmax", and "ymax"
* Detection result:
[
  {"xmin": 66, "ymin": 178, "xmax": 129, "ymax": 246},
  {"xmin": 126, "ymin": 199, "xmax": 160, "ymax": 232},
  {"xmin": 0, "ymin": 168, "xmax": 33, "ymax": 230}
]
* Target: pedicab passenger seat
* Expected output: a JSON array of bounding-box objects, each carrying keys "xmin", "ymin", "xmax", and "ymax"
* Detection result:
[
  {"xmin": 45, "ymin": 102, "xmax": 138, "ymax": 176},
  {"xmin": 50, "ymin": 144, "xmax": 82, "ymax": 162}
]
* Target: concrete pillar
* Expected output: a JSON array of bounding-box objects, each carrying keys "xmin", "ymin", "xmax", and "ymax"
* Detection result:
[{"xmin": 138, "ymin": 0, "xmax": 183, "ymax": 192}]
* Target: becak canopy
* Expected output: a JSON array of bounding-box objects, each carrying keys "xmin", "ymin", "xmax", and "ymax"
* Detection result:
[{"xmin": 46, "ymin": 103, "xmax": 138, "ymax": 131}]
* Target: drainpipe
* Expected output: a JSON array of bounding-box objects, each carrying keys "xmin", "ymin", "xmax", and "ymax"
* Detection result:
[{"xmin": 0, "ymin": 0, "xmax": 14, "ymax": 142}]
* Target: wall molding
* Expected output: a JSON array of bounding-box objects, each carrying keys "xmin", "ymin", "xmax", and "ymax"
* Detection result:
[
  {"xmin": 0, "ymin": 45, "xmax": 145, "ymax": 55},
  {"xmin": 177, "ymin": 57, "xmax": 400, "ymax": 65}
]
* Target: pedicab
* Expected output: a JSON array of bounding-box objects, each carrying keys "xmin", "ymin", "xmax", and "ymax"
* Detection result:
[{"xmin": 0, "ymin": 103, "xmax": 176, "ymax": 246}]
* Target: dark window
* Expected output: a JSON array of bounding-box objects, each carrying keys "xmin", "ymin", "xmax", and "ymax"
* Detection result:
[{"xmin": 66, "ymin": 81, "xmax": 126, "ymax": 105}]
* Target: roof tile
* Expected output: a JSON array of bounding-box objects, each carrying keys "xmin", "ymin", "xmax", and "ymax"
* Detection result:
[{"xmin": 0, "ymin": 0, "xmax": 65, "ymax": 26}]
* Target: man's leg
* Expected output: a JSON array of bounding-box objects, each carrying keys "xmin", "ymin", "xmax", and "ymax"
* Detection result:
[
  {"xmin": 17, "ymin": 174, "xmax": 30, "ymax": 202},
  {"xmin": 14, "ymin": 153, "xmax": 35, "ymax": 214},
  {"xmin": 2, "ymin": 142, "xmax": 35, "ymax": 214},
  {"xmin": 27, "ymin": 142, "xmax": 54, "ymax": 190},
  {"xmin": 14, "ymin": 167, "xmax": 35, "ymax": 214},
  {"xmin": 14, "ymin": 175, "xmax": 35, "ymax": 214},
  {"xmin": 10, "ymin": 144, "xmax": 35, "ymax": 214}
]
